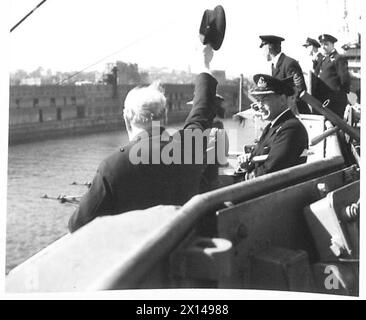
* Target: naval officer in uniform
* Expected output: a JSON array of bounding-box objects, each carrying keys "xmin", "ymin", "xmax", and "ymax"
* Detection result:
[
  {"xmin": 303, "ymin": 37, "xmax": 323, "ymax": 76},
  {"xmin": 238, "ymin": 74, "xmax": 309, "ymax": 179},
  {"xmin": 259, "ymin": 35, "xmax": 311, "ymax": 114},
  {"xmin": 315, "ymin": 34, "xmax": 351, "ymax": 118}
]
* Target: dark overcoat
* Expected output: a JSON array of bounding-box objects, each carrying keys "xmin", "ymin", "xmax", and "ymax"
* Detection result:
[
  {"xmin": 68, "ymin": 73, "xmax": 218, "ymax": 232},
  {"xmin": 315, "ymin": 50, "xmax": 350, "ymax": 117}
]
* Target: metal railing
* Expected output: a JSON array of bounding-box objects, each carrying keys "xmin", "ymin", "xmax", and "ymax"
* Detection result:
[{"xmin": 6, "ymin": 156, "xmax": 346, "ymax": 292}]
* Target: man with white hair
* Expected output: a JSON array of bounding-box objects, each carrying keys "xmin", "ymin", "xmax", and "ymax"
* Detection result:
[{"xmin": 68, "ymin": 45, "xmax": 222, "ymax": 232}]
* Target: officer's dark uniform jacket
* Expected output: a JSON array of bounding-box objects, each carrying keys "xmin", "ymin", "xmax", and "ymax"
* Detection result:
[
  {"xmin": 315, "ymin": 50, "xmax": 350, "ymax": 117},
  {"xmin": 246, "ymin": 109, "xmax": 309, "ymax": 177},
  {"xmin": 68, "ymin": 73, "xmax": 218, "ymax": 232},
  {"xmin": 272, "ymin": 53, "xmax": 310, "ymax": 114}
]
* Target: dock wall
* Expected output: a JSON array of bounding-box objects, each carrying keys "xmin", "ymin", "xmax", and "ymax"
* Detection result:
[{"xmin": 8, "ymin": 83, "xmax": 244, "ymax": 145}]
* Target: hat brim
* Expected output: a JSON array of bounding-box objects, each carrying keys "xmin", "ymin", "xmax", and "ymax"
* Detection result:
[
  {"xmin": 199, "ymin": 5, "xmax": 226, "ymax": 50},
  {"xmin": 250, "ymin": 90, "xmax": 276, "ymax": 96},
  {"xmin": 259, "ymin": 35, "xmax": 285, "ymax": 48},
  {"xmin": 187, "ymin": 94, "xmax": 225, "ymax": 105}
]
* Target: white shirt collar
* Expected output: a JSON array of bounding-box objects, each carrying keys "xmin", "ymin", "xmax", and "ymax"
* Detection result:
[
  {"xmin": 312, "ymin": 51, "xmax": 321, "ymax": 61},
  {"xmin": 270, "ymin": 108, "xmax": 290, "ymax": 127},
  {"xmin": 271, "ymin": 52, "xmax": 283, "ymax": 68}
]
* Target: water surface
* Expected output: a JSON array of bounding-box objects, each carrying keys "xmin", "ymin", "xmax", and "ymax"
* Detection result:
[{"xmin": 6, "ymin": 119, "xmax": 256, "ymax": 273}]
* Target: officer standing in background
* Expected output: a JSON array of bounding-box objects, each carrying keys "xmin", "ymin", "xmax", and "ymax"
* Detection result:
[
  {"xmin": 316, "ymin": 34, "xmax": 351, "ymax": 118},
  {"xmin": 303, "ymin": 37, "xmax": 323, "ymax": 76},
  {"xmin": 259, "ymin": 35, "xmax": 310, "ymax": 114}
]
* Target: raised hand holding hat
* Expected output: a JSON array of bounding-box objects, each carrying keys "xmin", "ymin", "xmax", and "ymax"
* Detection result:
[{"xmin": 199, "ymin": 5, "xmax": 226, "ymax": 50}]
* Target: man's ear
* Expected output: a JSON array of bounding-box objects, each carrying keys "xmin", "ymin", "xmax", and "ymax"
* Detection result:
[{"xmin": 284, "ymin": 94, "xmax": 293, "ymax": 106}]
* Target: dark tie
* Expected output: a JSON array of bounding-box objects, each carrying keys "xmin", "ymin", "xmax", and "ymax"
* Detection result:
[
  {"xmin": 271, "ymin": 63, "xmax": 275, "ymax": 75},
  {"xmin": 259, "ymin": 123, "xmax": 271, "ymax": 142}
]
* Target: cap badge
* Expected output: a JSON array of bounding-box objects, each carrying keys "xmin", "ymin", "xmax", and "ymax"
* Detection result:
[{"xmin": 257, "ymin": 77, "xmax": 267, "ymax": 88}]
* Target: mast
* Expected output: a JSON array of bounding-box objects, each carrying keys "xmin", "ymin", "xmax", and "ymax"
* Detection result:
[
  {"xmin": 238, "ymin": 74, "xmax": 243, "ymax": 112},
  {"xmin": 295, "ymin": 0, "xmax": 300, "ymax": 21},
  {"xmin": 343, "ymin": 0, "xmax": 350, "ymax": 41}
]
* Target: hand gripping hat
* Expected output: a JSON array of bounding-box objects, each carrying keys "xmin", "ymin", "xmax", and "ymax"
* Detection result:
[
  {"xmin": 259, "ymin": 35, "xmax": 285, "ymax": 48},
  {"xmin": 318, "ymin": 34, "xmax": 338, "ymax": 43},
  {"xmin": 303, "ymin": 37, "xmax": 320, "ymax": 48},
  {"xmin": 251, "ymin": 74, "xmax": 294, "ymax": 96},
  {"xmin": 199, "ymin": 5, "xmax": 226, "ymax": 50}
]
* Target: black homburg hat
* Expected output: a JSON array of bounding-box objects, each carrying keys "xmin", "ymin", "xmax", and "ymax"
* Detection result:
[
  {"xmin": 318, "ymin": 34, "xmax": 338, "ymax": 43},
  {"xmin": 199, "ymin": 5, "xmax": 226, "ymax": 50},
  {"xmin": 251, "ymin": 74, "xmax": 294, "ymax": 96},
  {"xmin": 259, "ymin": 35, "xmax": 285, "ymax": 48},
  {"xmin": 303, "ymin": 37, "xmax": 320, "ymax": 48}
]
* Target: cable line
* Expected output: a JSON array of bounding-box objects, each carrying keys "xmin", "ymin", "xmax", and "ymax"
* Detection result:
[
  {"xmin": 10, "ymin": 0, "xmax": 177, "ymax": 84},
  {"xmin": 57, "ymin": 20, "xmax": 176, "ymax": 85},
  {"xmin": 10, "ymin": 0, "xmax": 48, "ymax": 33}
]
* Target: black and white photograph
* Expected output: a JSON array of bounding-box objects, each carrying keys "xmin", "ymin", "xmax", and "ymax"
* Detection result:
[{"xmin": 1, "ymin": 0, "xmax": 363, "ymax": 300}]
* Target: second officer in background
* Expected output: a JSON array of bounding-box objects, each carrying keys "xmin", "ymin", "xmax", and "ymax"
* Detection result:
[
  {"xmin": 315, "ymin": 34, "xmax": 351, "ymax": 118},
  {"xmin": 259, "ymin": 35, "xmax": 310, "ymax": 114}
]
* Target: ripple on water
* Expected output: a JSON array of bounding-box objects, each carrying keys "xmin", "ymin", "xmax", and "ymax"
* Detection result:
[{"xmin": 6, "ymin": 120, "xmax": 256, "ymax": 273}]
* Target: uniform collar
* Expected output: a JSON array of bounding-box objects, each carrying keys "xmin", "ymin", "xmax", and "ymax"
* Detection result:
[
  {"xmin": 312, "ymin": 51, "xmax": 322, "ymax": 61},
  {"xmin": 270, "ymin": 108, "xmax": 291, "ymax": 127},
  {"xmin": 327, "ymin": 49, "xmax": 337, "ymax": 58}
]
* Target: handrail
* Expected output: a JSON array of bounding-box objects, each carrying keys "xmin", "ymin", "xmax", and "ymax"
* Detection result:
[
  {"xmin": 300, "ymin": 91, "xmax": 360, "ymax": 142},
  {"xmin": 311, "ymin": 126, "xmax": 339, "ymax": 146},
  {"xmin": 90, "ymin": 156, "xmax": 345, "ymax": 290},
  {"xmin": 6, "ymin": 156, "xmax": 346, "ymax": 292}
]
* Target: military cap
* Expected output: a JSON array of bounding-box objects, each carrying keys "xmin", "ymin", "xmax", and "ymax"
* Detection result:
[
  {"xmin": 251, "ymin": 74, "xmax": 294, "ymax": 96},
  {"xmin": 199, "ymin": 5, "xmax": 226, "ymax": 50},
  {"xmin": 303, "ymin": 37, "xmax": 320, "ymax": 48},
  {"xmin": 318, "ymin": 34, "xmax": 338, "ymax": 43},
  {"xmin": 259, "ymin": 35, "xmax": 285, "ymax": 48}
]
